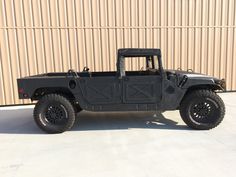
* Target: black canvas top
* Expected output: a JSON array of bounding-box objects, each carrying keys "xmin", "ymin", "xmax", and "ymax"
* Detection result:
[
  {"xmin": 116, "ymin": 48, "xmax": 162, "ymax": 77},
  {"xmin": 118, "ymin": 48, "xmax": 161, "ymax": 58}
]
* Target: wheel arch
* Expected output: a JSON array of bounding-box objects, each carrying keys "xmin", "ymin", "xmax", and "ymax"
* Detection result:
[
  {"xmin": 178, "ymin": 84, "xmax": 222, "ymax": 108},
  {"xmin": 32, "ymin": 87, "xmax": 83, "ymax": 112},
  {"xmin": 185, "ymin": 84, "xmax": 222, "ymax": 95},
  {"xmin": 31, "ymin": 87, "xmax": 75, "ymax": 101}
]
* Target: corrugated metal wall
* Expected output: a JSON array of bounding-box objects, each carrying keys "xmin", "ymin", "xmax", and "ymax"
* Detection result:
[{"xmin": 0, "ymin": 0, "xmax": 236, "ymax": 105}]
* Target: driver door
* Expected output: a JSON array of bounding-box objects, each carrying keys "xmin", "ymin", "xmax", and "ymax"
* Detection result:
[{"xmin": 122, "ymin": 75, "xmax": 162, "ymax": 104}]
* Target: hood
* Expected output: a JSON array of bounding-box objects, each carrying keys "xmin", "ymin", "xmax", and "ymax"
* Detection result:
[
  {"xmin": 165, "ymin": 69, "xmax": 226, "ymax": 90},
  {"xmin": 166, "ymin": 69, "xmax": 217, "ymax": 79}
]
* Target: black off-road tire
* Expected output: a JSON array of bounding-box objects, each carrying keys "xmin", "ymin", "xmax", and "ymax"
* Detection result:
[
  {"xmin": 34, "ymin": 94, "xmax": 76, "ymax": 133},
  {"xmin": 180, "ymin": 89, "xmax": 225, "ymax": 130}
]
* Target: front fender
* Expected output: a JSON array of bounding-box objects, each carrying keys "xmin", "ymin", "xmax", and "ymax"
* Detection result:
[{"xmin": 182, "ymin": 77, "xmax": 225, "ymax": 91}]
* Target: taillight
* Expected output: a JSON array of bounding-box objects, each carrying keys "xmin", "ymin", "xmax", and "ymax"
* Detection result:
[
  {"xmin": 19, "ymin": 88, "xmax": 24, "ymax": 93},
  {"xmin": 18, "ymin": 88, "xmax": 29, "ymax": 98}
]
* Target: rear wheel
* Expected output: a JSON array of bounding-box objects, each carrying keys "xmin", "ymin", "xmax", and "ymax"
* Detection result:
[
  {"xmin": 180, "ymin": 89, "xmax": 225, "ymax": 130},
  {"xmin": 34, "ymin": 94, "xmax": 76, "ymax": 133}
]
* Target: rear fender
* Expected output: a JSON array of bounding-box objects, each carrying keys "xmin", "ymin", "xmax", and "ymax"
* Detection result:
[{"xmin": 32, "ymin": 87, "xmax": 75, "ymax": 100}]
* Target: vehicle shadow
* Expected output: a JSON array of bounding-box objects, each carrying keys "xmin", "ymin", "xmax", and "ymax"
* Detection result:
[
  {"xmin": 0, "ymin": 107, "xmax": 189, "ymax": 134},
  {"xmin": 72, "ymin": 111, "xmax": 189, "ymax": 131},
  {"xmin": 0, "ymin": 107, "xmax": 43, "ymax": 134}
]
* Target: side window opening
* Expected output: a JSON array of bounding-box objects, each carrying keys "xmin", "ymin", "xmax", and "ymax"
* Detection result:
[
  {"xmin": 124, "ymin": 56, "xmax": 159, "ymax": 76},
  {"xmin": 153, "ymin": 56, "xmax": 159, "ymax": 70},
  {"xmin": 146, "ymin": 56, "xmax": 154, "ymax": 70},
  {"xmin": 124, "ymin": 57, "xmax": 147, "ymax": 72}
]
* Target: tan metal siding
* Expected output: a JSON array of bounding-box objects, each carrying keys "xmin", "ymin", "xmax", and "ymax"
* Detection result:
[{"xmin": 0, "ymin": 0, "xmax": 235, "ymax": 105}]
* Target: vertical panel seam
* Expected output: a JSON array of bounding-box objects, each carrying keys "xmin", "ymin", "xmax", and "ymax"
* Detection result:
[
  {"xmin": 187, "ymin": 0, "xmax": 189, "ymax": 69},
  {"xmin": 231, "ymin": 0, "xmax": 236, "ymax": 89},
  {"xmin": 200, "ymin": 0, "xmax": 203, "ymax": 72},
  {"xmin": 173, "ymin": 0, "xmax": 176, "ymax": 68},
  {"xmin": 98, "ymin": 0, "xmax": 103, "ymax": 71},
  {"xmin": 225, "ymin": 0, "xmax": 230, "ymax": 88},
  {"xmin": 48, "ymin": 0, "xmax": 55, "ymax": 71},
  {"xmin": 12, "ymin": 0, "xmax": 22, "ymax": 77},
  {"xmin": 39, "ymin": 0, "xmax": 47, "ymax": 72},
  {"xmin": 3, "ymin": 0, "xmax": 15, "ymax": 103},
  {"xmin": 180, "ymin": 0, "xmax": 182, "ymax": 68},
  {"xmin": 206, "ymin": 0, "xmax": 210, "ymax": 74},
  {"xmin": 90, "ymin": 0, "xmax": 96, "ymax": 71},
  {"xmin": 219, "ymin": 0, "xmax": 223, "ymax": 77},
  {"xmin": 106, "ymin": 0, "xmax": 111, "ymax": 71},
  {"xmin": 137, "ymin": 0, "xmax": 140, "ymax": 67},
  {"xmin": 114, "ymin": 0, "xmax": 117, "ymax": 53},
  {"xmin": 65, "ymin": 0, "xmax": 72, "ymax": 69},
  {"xmin": 57, "ymin": 0, "xmax": 64, "ymax": 70},
  {"xmin": 212, "ymin": 0, "xmax": 216, "ymax": 75},
  {"xmin": 74, "ymin": 0, "xmax": 80, "ymax": 70},
  {"xmin": 82, "ymin": 0, "xmax": 88, "ymax": 67},
  {"xmin": 193, "ymin": 0, "xmax": 196, "ymax": 71},
  {"xmin": 166, "ymin": 0, "xmax": 169, "ymax": 68},
  {"xmin": 0, "ymin": 43, "xmax": 6, "ymax": 104},
  {"xmin": 30, "ymin": 0, "xmax": 39, "ymax": 74},
  {"xmin": 21, "ymin": 0, "xmax": 30, "ymax": 76},
  {"xmin": 130, "ymin": 0, "xmax": 133, "ymax": 70},
  {"xmin": 152, "ymin": 0, "xmax": 154, "ymax": 48},
  {"xmin": 12, "ymin": 0, "xmax": 22, "ymax": 103},
  {"xmin": 114, "ymin": 0, "xmax": 117, "ymax": 55},
  {"xmin": 122, "ymin": 0, "xmax": 125, "ymax": 49}
]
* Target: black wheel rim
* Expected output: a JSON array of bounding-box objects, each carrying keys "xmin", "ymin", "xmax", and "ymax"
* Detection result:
[
  {"xmin": 189, "ymin": 98, "xmax": 219, "ymax": 124},
  {"xmin": 43, "ymin": 103, "xmax": 68, "ymax": 125}
]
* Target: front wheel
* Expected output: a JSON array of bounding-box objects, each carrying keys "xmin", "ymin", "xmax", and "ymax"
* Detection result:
[
  {"xmin": 179, "ymin": 89, "xmax": 225, "ymax": 130},
  {"xmin": 34, "ymin": 94, "xmax": 76, "ymax": 133}
]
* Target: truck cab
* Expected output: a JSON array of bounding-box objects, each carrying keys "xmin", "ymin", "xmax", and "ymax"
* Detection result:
[{"xmin": 80, "ymin": 49, "xmax": 164, "ymax": 111}]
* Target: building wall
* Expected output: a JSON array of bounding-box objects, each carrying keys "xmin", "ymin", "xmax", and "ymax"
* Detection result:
[{"xmin": 0, "ymin": 0, "xmax": 236, "ymax": 105}]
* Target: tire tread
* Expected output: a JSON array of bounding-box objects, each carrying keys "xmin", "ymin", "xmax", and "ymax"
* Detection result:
[
  {"xmin": 179, "ymin": 89, "xmax": 225, "ymax": 130},
  {"xmin": 34, "ymin": 94, "xmax": 76, "ymax": 133}
]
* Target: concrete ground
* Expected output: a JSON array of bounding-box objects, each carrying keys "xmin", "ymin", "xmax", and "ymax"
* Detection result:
[{"xmin": 0, "ymin": 93, "xmax": 235, "ymax": 177}]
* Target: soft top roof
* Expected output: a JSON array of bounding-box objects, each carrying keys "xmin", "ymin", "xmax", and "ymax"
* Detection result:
[
  {"xmin": 116, "ymin": 48, "xmax": 163, "ymax": 77},
  {"xmin": 118, "ymin": 48, "xmax": 161, "ymax": 57}
]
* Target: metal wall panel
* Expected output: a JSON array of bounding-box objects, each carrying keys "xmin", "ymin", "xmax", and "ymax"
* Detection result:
[{"xmin": 0, "ymin": 0, "xmax": 235, "ymax": 105}]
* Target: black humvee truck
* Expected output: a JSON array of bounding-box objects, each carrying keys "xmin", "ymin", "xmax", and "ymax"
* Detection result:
[{"xmin": 17, "ymin": 48, "xmax": 226, "ymax": 133}]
